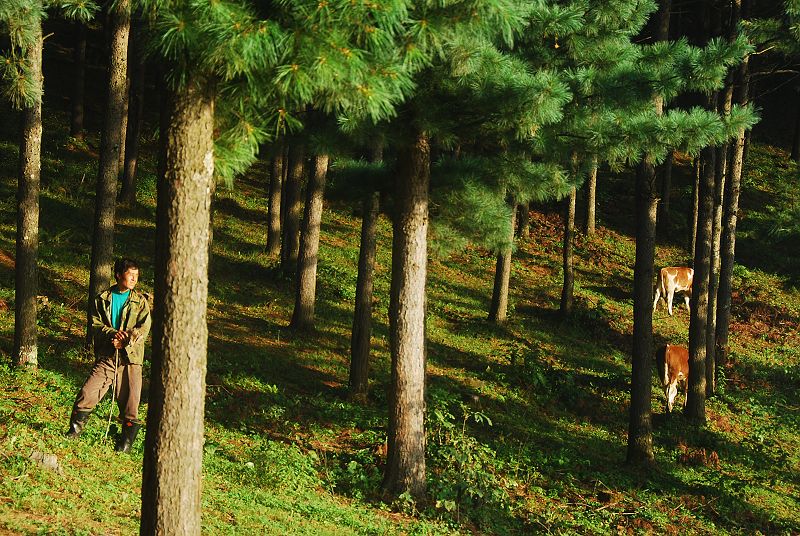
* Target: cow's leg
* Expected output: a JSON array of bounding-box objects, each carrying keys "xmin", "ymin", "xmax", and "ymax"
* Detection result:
[
  {"xmin": 684, "ymin": 294, "xmax": 691, "ymax": 313},
  {"xmin": 653, "ymin": 287, "xmax": 662, "ymax": 311},
  {"xmin": 666, "ymin": 382, "xmax": 678, "ymax": 413},
  {"xmin": 667, "ymin": 291, "xmax": 674, "ymax": 316}
]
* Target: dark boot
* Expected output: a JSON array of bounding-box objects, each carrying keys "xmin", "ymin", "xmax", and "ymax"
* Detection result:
[
  {"xmin": 115, "ymin": 421, "xmax": 141, "ymax": 453},
  {"xmin": 65, "ymin": 410, "xmax": 92, "ymax": 439}
]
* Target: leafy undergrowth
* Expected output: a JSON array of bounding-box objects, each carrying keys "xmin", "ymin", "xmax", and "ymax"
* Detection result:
[{"xmin": 0, "ymin": 101, "xmax": 799, "ymax": 535}]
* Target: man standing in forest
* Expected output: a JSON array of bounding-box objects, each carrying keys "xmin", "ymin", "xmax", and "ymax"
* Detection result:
[{"xmin": 66, "ymin": 258, "xmax": 151, "ymax": 453}]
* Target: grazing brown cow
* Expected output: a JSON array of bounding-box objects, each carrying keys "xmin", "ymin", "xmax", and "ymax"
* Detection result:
[
  {"xmin": 653, "ymin": 267, "xmax": 693, "ymax": 316},
  {"xmin": 655, "ymin": 344, "xmax": 689, "ymax": 413}
]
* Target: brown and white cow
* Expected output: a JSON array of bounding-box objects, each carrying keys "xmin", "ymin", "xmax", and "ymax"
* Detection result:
[
  {"xmin": 653, "ymin": 267, "xmax": 693, "ymax": 316},
  {"xmin": 655, "ymin": 344, "xmax": 689, "ymax": 413}
]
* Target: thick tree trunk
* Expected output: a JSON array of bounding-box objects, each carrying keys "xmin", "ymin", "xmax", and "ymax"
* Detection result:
[
  {"xmin": 583, "ymin": 157, "xmax": 598, "ymax": 236},
  {"xmin": 14, "ymin": 18, "xmax": 43, "ymax": 369},
  {"xmin": 686, "ymin": 147, "xmax": 715, "ymax": 424},
  {"xmin": 383, "ymin": 129, "xmax": 429, "ymax": 504},
  {"xmin": 281, "ymin": 144, "xmax": 304, "ymax": 275},
  {"xmin": 119, "ymin": 19, "xmax": 146, "ymax": 207},
  {"xmin": 85, "ymin": 0, "xmax": 130, "ymax": 346},
  {"xmin": 559, "ymin": 188, "xmax": 576, "ymax": 316},
  {"xmin": 140, "ymin": 79, "xmax": 214, "ymax": 536},
  {"xmin": 266, "ymin": 149, "xmax": 283, "ymax": 257},
  {"xmin": 70, "ymin": 23, "xmax": 86, "ymax": 140},
  {"xmin": 627, "ymin": 158, "xmax": 657, "ymax": 464},
  {"xmin": 290, "ymin": 154, "xmax": 329, "ymax": 331},
  {"xmin": 488, "ymin": 198, "xmax": 516, "ymax": 323},
  {"xmin": 349, "ymin": 144, "xmax": 383, "ymax": 399}
]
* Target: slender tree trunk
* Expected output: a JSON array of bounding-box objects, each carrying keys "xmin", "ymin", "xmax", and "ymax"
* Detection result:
[
  {"xmin": 657, "ymin": 151, "xmax": 673, "ymax": 235},
  {"xmin": 792, "ymin": 89, "xmax": 800, "ymax": 162},
  {"xmin": 383, "ymin": 129, "xmax": 429, "ymax": 504},
  {"xmin": 85, "ymin": 0, "xmax": 130, "ymax": 346},
  {"xmin": 583, "ymin": 157, "xmax": 598, "ymax": 236},
  {"xmin": 281, "ymin": 144, "xmax": 304, "ymax": 275},
  {"xmin": 119, "ymin": 19, "xmax": 145, "ymax": 206},
  {"xmin": 140, "ymin": 78, "xmax": 214, "ymax": 536},
  {"xmin": 690, "ymin": 158, "xmax": 700, "ymax": 259},
  {"xmin": 349, "ymin": 190, "xmax": 380, "ymax": 399},
  {"xmin": 349, "ymin": 144, "xmax": 383, "ymax": 399},
  {"xmin": 488, "ymin": 197, "xmax": 516, "ymax": 323},
  {"xmin": 707, "ymin": 88, "xmax": 731, "ymax": 396},
  {"xmin": 14, "ymin": 17, "xmax": 43, "ymax": 369},
  {"xmin": 627, "ymin": 158, "xmax": 657, "ymax": 463},
  {"xmin": 559, "ymin": 187, "xmax": 576, "ymax": 316},
  {"xmin": 686, "ymin": 147, "xmax": 715, "ymax": 424},
  {"xmin": 716, "ymin": 4, "xmax": 749, "ymax": 371},
  {"xmin": 70, "ymin": 23, "xmax": 86, "ymax": 140},
  {"xmin": 290, "ymin": 154, "xmax": 329, "ymax": 331},
  {"xmin": 517, "ymin": 201, "xmax": 530, "ymax": 240},
  {"xmin": 280, "ymin": 144, "xmax": 289, "ymax": 228},
  {"xmin": 266, "ymin": 148, "xmax": 283, "ymax": 257}
]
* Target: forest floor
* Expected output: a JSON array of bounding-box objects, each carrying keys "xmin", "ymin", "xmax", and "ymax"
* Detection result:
[{"xmin": 0, "ymin": 96, "xmax": 799, "ymax": 535}]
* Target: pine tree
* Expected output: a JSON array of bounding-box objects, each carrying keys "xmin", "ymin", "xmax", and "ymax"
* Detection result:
[
  {"xmin": 349, "ymin": 146, "xmax": 383, "ymax": 398},
  {"xmin": 266, "ymin": 146, "xmax": 284, "ymax": 257},
  {"xmin": 1, "ymin": 0, "xmax": 98, "ymax": 368},
  {"xmin": 85, "ymin": 0, "xmax": 131, "ymax": 346},
  {"xmin": 137, "ymin": 0, "xmax": 418, "ymax": 527},
  {"xmin": 377, "ymin": 1, "xmax": 575, "ymax": 500},
  {"xmin": 70, "ymin": 21, "xmax": 87, "ymax": 139},
  {"xmin": 119, "ymin": 14, "xmax": 146, "ymax": 206}
]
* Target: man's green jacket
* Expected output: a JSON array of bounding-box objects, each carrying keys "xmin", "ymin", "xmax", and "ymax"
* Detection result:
[{"xmin": 91, "ymin": 287, "xmax": 152, "ymax": 365}]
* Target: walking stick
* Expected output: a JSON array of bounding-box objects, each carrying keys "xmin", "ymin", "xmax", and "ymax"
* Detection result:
[{"xmin": 104, "ymin": 348, "xmax": 120, "ymax": 440}]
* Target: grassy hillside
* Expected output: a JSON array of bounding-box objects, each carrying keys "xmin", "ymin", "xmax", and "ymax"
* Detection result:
[{"xmin": 0, "ymin": 98, "xmax": 799, "ymax": 535}]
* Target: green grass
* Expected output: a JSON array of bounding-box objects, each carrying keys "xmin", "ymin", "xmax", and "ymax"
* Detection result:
[{"xmin": 0, "ymin": 99, "xmax": 798, "ymax": 534}]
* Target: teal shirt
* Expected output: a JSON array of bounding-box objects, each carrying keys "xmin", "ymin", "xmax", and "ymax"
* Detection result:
[{"xmin": 110, "ymin": 289, "xmax": 130, "ymax": 330}]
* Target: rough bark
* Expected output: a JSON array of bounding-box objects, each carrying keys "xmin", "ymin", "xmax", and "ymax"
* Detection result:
[
  {"xmin": 85, "ymin": 0, "xmax": 130, "ymax": 346},
  {"xmin": 140, "ymin": 79, "xmax": 214, "ymax": 536},
  {"xmin": 349, "ymin": 144, "xmax": 383, "ymax": 399},
  {"xmin": 559, "ymin": 187, "xmax": 576, "ymax": 316},
  {"xmin": 626, "ymin": 158, "xmax": 657, "ymax": 464},
  {"xmin": 266, "ymin": 149, "xmax": 283, "ymax": 257},
  {"xmin": 281, "ymin": 144, "xmax": 304, "ymax": 275},
  {"xmin": 119, "ymin": 19, "xmax": 146, "ymax": 206},
  {"xmin": 583, "ymin": 157, "xmax": 598, "ymax": 236},
  {"xmin": 290, "ymin": 154, "xmax": 329, "ymax": 331},
  {"xmin": 488, "ymin": 197, "xmax": 516, "ymax": 323},
  {"xmin": 70, "ymin": 22, "xmax": 86, "ymax": 140},
  {"xmin": 686, "ymin": 147, "xmax": 715, "ymax": 424},
  {"xmin": 14, "ymin": 19, "xmax": 43, "ymax": 369},
  {"xmin": 383, "ymin": 129, "xmax": 429, "ymax": 504}
]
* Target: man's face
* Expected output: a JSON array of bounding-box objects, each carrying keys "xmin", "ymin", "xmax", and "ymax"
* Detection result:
[{"xmin": 116, "ymin": 268, "xmax": 139, "ymax": 292}]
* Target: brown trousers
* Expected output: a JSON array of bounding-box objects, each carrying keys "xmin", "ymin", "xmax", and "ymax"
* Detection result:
[{"xmin": 73, "ymin": 352, "xmax": 142, "ymax": 422}]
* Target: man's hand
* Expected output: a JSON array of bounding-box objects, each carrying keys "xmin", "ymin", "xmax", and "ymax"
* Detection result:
[{"xmin": 112, "ymin": 331, "xmax": 130, "ymax": 349}]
